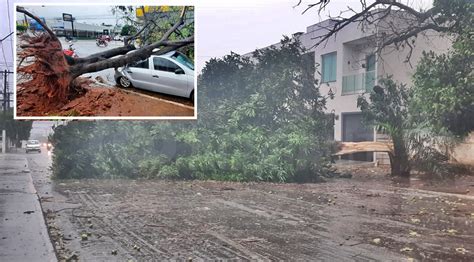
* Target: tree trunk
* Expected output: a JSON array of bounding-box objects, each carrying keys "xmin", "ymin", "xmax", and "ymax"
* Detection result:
[{"xmin": 388, "ymin": 136, "xmax": 411, "ymax": 177}]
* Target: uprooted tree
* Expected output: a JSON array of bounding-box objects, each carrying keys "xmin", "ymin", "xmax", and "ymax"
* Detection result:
[{"xmin": 16, "ymin": 6, "xmax": 194, "ymax": 104}]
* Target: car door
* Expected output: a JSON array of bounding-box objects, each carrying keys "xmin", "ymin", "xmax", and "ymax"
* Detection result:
[
  {"xmin": 125, "ymin": 59, "xmax": 154, "ymax": 90},
  {"xmin": 150, "ymin": 57, "xmax": 189, "ymax": 97}
]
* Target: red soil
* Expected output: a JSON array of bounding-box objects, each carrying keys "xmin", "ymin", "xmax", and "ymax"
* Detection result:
[{"xmin": 17, "ymin": 82, "xmax": 194, "ymax": 117}]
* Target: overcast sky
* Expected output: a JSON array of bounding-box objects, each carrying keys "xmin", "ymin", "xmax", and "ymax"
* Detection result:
[
  {"xmin": 1, "ymin": 0, "xmax": 434, "ymax": 72},
  {"xmin": 18, "ymin": 5, "xmax": 120, "ymax": 25}
]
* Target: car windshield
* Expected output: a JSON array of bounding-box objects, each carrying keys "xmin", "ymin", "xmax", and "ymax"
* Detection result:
[
  {"xmin": 28, "ymin": 140, "xmax": 39, "ymax": 144},
  {"xmin": 171, "ymin": 52, "xmax": 194, "ymax": 70}
]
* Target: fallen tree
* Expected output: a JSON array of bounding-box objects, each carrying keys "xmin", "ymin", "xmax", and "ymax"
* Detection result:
[
  {"xmin": 16, "ymin": 6, "xmax": 194, "ymax": 105},
  {"xmin": 333, "ymin": 141, "xmax": 393, "ymax": 156}
]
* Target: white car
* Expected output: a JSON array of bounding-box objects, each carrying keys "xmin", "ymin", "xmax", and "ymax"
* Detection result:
[
  {"xmin": 26, "ymin": 140, "xmax": 41, "ymax": 153},
  {"xmin": 115, "ymin": 51, "xmax": 194, "ymax": 101}
]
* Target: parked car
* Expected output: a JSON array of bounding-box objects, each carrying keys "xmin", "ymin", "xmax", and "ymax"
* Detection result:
[
  {"xmin": 114, "ymin": 51, "xmax": 194, "ymax": 101},
  {"xmin": 26, "ymin": 140, "xmax": 41, "ymax": 153},
  {"xmin": 113, "ymin": 35, "xmax": 124, "ymax": 41}
]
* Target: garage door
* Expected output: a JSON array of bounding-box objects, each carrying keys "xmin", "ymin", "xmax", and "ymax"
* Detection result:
[{"xmin": 342, "ymin": 113, "xmax": 374, "ymax": 162}]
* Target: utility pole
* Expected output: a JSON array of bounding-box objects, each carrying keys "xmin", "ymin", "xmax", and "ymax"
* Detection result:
[
  {"xmin": 1, "ymin": 70, "xmax": 6, "ymax": 154},
  {"xmin": 1, "ymin": 70, "xmax": 13, "ymax": 154},
  {"xmin": 3, "ymin": 70, "xmax": 7, "ymax": 112}
]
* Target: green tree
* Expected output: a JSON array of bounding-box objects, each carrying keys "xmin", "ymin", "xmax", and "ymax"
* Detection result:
[
  {"xmin": 357, "ymin": 79, "xmax": 411, "ymax": 177},
  {"xmin": 50, "ymin": 37, "xmax": 335, "ymax": 182},
  {"xmin": 16, "ymin": 24, "xmax": 27, "ymax": 33},
  {"xmin": 357, "ymin": 78, "xmax": 455, "ymax": 177},
  {"xmin": 0, "ymin": 110, "xmax": 33, "ymax": 147},
  {"xmin": 411, "ymin": 0, "xmax": 474, "ymax": 137},
  {"xmin": 120, "ymin": 24, "xmax": 137, "ymax": 36}
]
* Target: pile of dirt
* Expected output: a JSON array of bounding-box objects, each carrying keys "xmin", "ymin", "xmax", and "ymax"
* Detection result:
[{"xmin": 17, "ymin": 80, "xmax": 194, "ymax": 117}]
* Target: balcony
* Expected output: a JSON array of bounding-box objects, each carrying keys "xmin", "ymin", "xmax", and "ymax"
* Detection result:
[{"xmin": 342, "ymin": 71, "xmax": 376, "ymax": 95}]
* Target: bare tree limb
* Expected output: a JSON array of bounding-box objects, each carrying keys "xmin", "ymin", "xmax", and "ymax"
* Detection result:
[{"xmin": 16, "ymin": 6, "xmax": 58, "ymax": 42}]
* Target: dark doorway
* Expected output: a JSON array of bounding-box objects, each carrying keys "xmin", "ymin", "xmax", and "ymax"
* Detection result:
[{"xmin": 342, "ymin": 112, "xmax": 374, "ymax": 161}]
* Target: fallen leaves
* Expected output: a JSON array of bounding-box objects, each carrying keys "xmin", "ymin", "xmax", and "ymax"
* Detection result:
[
  {"xmin": 400, "ymin": 247, "xmax": 413, "ymax": 252},
  {"xmin": 446, "ymin": 229, "xmax": 458, "ymax": 235},
  {"xmin": 455, "ymin": 247, "xmax": 468, "ymax": 254},
  {"xmin": 372, "ymin": 238, "xmax": 381, "ymax": 244},
  {"xmin": 80, "ymin": 233, "xmax": 88, "ymax": 241}
]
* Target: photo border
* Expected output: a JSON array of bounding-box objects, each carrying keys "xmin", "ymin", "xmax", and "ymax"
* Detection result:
[{"xmin": 13, "ymin": 1, "xmax": 197, "ymax": 120}]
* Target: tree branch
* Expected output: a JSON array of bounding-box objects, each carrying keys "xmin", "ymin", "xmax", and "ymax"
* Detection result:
[
  {"xmin": 16, "ymin": 6, "xmax": 58, "ymax": 42},
  {"xmin": 70, "ymin": 36, "xmax": 193, "ymax": 78}
]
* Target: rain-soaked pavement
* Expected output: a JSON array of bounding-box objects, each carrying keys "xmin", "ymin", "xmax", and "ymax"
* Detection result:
[{"xmin": 20, "ymin": 150, "xmax": 474, "ymax": 261}]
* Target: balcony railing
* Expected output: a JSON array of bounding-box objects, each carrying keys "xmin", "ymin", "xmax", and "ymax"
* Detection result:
[{"xmin": 342, "ymin": 71, "xmax": 376, "ymax": 95}]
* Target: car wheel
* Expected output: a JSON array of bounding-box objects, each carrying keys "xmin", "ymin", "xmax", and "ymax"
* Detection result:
[
  {"xmin": 118, "ymin": 76, "xmax": 132, "ymax": 88},
  {"xmin": 190, "ymin": 90, "xmax": 194, "ymax": 103}
]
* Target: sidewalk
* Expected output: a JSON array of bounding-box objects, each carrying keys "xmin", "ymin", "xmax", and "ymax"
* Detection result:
[{"xmin": 0, "ymin": 154, "xmax": 56, "ymax": 262}]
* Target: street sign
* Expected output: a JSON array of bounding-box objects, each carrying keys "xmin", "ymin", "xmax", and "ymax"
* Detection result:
[
  {"xmin": 63, "ymin": 13, "xmax": 75, "ymax": 37},
  {"xmin": 136, "ymin": 6, "xmax": 171, "ymax": 17},
  {"xmin": 63, "ymin": 13, "xmax": 73, "ymax": 22}
]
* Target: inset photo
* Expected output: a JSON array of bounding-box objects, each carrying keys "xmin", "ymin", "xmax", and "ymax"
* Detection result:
[{"xmin": 14, "ymin": 4, "xmax": 195, "ymax": 119}]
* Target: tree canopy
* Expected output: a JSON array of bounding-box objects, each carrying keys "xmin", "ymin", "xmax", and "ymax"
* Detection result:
[
  {"xmin": 411, "ymin": 0, "xmax": 474, "ymax": 137},
  {"xmin": 51, "ymin": 38, "xmax": 335, "ymax": 181},
  {"xmin": 0, "ymin": 111, "xmax": 33, "ymax": 147}
]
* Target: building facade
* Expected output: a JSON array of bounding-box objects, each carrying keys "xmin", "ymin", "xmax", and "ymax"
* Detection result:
[{"xmin": 248, "ymin": 13, "xmax": 452, "ymax": 163}]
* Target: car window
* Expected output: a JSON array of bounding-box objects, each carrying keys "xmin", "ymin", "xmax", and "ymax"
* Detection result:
[
  {"xmin": 28, "ymin": 140, "xmax": 39, "ymax": 144},
  {"xmin": 153, "ymin": 57, "xmax": 182, "ymax": 73},
  {"xmin": 129, "ymin": 59, "xmax": 149, "ymax": 69},
  {"xmin": 171, "ymin": 52, "xmax": 194, "ymax": 70}
]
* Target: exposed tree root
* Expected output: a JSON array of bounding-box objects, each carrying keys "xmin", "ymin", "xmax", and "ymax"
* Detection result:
[{"xmin": 18, "ymin": 34, "xmax": 73, "ymax": 104}]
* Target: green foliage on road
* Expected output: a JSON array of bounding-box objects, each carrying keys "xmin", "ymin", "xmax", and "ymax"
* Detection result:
[
  {"xmin": 0, "ymin": 110, "xmax": 32, "ymax": 147},
  {"xmin": 50, "ymin": 38, "xmax": 335, "ymax": 181}
]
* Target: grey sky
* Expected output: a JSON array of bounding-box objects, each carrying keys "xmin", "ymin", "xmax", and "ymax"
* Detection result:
[
  {"xmin": 21, "ymin": 5, "xmax": 120, "ymax": 25},
  {"xmin": 1, "ymin": 0, "xmax": 434, "ymax": 73}
]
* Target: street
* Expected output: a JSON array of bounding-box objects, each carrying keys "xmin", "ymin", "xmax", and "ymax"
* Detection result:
[{"xmin": 1, "ymin": 149, "xmax": 470, "ymax": 261}]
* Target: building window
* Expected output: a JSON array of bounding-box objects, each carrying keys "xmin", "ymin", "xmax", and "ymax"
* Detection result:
[
  {"xmin": 366, "ymin": 54, "xmax": 375, "ymax": 72},
  {"xmin": 321, "ymin": 52, "xmax": 337, "ymax": 83}
]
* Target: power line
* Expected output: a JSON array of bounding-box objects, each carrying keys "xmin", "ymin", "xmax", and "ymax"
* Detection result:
[
  {"xmin": 6, "ymin": 0, "xmax": 12, "ymax": 33},
  {"xmin": 0, "ymin": 32, "xmax": 14, "ymax": 42},
  {"xmin": 5, "ymin": 0, "xmax": 13, "ymax": 71}
]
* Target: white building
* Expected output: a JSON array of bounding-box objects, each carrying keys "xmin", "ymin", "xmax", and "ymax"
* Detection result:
[{"xmin": 247, "ymin": 12, "xmax": 452, "ymax": 163}]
